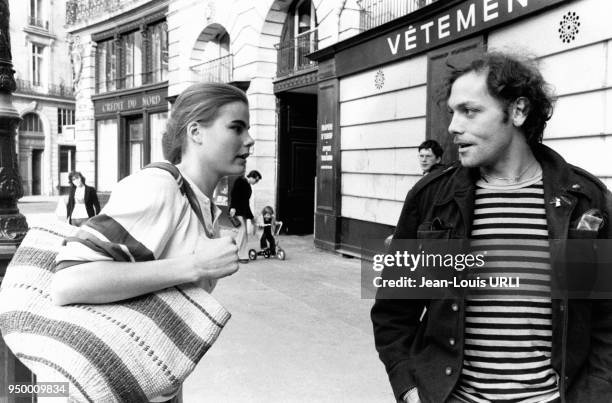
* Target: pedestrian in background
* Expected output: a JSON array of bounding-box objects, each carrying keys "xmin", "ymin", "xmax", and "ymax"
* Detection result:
[
  {"xmin": 259, "ymin": 205, "xmax": 276, "ymax": 254},
  {"xmin": 384, "ymin": 140, "xmax": 446, "ymax": 249},
  {"xmin": 66, "ymin": 171, "xmax": 100, "ymax": 227},
  {"xmin": 230, "ymin": 169, "xmax": 261, "ymax": 262},
  {"xmin": 417, "ymin": 139, "xmax": 445, "ymax": 175}
]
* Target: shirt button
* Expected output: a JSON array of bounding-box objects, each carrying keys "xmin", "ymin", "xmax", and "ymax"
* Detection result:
[
  {"xmin": 445, "ymin": 366, "xmax": 453, "ymax": 376},
  {"xmin": 449, "ymin": 337, "xmax": 456, "ymax": 347},
  {"xmin": 451, "ymin": 303, "xmax": 459, "ymax": 312}
]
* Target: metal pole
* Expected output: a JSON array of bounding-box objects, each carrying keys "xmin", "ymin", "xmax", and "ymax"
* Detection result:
[{"xmin": 0, "ymin": 0, "xmax": 34, "ymax": 401}]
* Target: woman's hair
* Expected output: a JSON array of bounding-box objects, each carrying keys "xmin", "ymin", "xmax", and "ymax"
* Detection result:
[
  {"xmin": 68, "ymin": 171, "xmax": 85, "ymax": 186},
  {"xmin": 162, "ymin": 82, "xmax": 249, "ymax": 164},
  {"xmin": 261, "ymin": 205, "xmax": 274, "ymax": 216}
]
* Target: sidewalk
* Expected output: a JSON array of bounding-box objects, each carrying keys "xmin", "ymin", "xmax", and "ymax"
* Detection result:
[{"xmin": 182, "ymin": 231, "xmax": 392, "ymax": 402}]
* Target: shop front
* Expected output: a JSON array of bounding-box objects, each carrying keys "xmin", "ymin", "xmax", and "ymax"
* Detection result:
[
  {"xmin": 93, "ymin": 84, "xmax": 168, "ymax": 192},
  {"xmin": 310, "ymin": 0, "xmax": 612, "ymax": 256}
]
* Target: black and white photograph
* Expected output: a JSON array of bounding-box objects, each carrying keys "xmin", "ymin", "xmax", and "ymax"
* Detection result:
[{"xmin": 1, "ymin": 0, "xmax": 611, "ymax": 402}]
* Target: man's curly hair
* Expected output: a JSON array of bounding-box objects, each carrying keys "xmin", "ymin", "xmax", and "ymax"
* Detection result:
[{"xmin": 444, "ymin": 52, "xmax": 555, "ymax": 146}]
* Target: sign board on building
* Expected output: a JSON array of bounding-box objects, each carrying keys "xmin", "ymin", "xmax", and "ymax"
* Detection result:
[
  {"xmin": 335, "ymin": 0, "xmax": 570, "ymax": 75},
  {"xmin": 94, "ymin": 87, "xmax": 168, "ymax": 115},
  {"xmin": 316, "ymin": 82, "xmax": 339, "ymax": 212}
]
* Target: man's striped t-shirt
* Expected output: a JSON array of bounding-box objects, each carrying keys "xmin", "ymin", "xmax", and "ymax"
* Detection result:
[{"xmin": 453, "ymin": 174, "xmax": 560, "ymax": 403}]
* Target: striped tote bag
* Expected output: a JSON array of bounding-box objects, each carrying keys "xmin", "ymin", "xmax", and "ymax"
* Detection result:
[{"xmin": 0, "ymin": 221, "xmax": 231, "ymax": 402}]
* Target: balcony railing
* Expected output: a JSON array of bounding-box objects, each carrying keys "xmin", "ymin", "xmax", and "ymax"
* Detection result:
[
  {"xmin": 358, "ymin": 0, "xmax": 439, "ymax": 31},
  {"xmin": 275, "ymin": 28, "xmax": 318, "ymax": 78},
  {"xmin": 66, "ymin": 0, "xmax": 141, "ymax": 26},
  {"xmin": 190, "ymin": 54, "xmax": 233, "ymax": 84},
  {"xmin": 15, "ymin": 79, "xmax": 74, "ymax": 99},
  {"xmin": 28, "ymin": 16, "xmax": 49, "ymax": 30}
]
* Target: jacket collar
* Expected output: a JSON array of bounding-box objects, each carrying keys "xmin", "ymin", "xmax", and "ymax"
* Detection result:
[
  {"xmin": 433, "ymin": 162, "xmax": 476, "ymax": 206},
  {"xmin": 435, "ymin": 144, "xmax": 589, "ymax": 239},
  {"xmin": 437, "ymin": 144, "xmax": 586, "ymax": 201},
  {"xmin": 534, "ymin": 144, "xmax": 573, "ymax": 193}
]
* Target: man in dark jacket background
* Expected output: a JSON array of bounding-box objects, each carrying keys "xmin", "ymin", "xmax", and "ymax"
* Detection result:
[
  {"xmin": 230, "ymin": 169, "xmax": 261, "ymax": 262},
  {"xmin": 417, "ymin": 140, "xmax": 445, "ymax": 175},
  {"xmin": 371, "ymin": 52, "xmax": 612, "ymax": 403}
]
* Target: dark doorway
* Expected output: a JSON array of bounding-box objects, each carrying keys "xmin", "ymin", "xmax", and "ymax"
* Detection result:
[
  {"xmin": 59, "ymin": 145, "xmax": 76, "ymax": 195},
  {"xmin": 31, "ymin": 149, "xmax": 43, "ymax": 195},
  {"xmin": 120, "ymin": 116, "xmax": 144, "ymax": 179},
  {"xmin": 427, "ymin": 37, "xmax": 485, "ymax": 165},
  {"xmin": 277, "ymin": 93, "xmax": 317, "ymax": 235}
]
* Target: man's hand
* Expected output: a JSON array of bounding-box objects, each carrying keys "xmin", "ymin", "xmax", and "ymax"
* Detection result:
[
  {"xmin": 192, "ymin": 236, "xmax": 239, "ymax": 281},
  {"xmin": 229, "ymin": 208, "xmax": 236, "ymax": 217}
]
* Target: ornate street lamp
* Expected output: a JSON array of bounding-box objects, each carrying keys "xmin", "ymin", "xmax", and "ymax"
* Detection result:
[{"xmin": 0, "ymin": 0, "xmax": 34, "ymax": 395}]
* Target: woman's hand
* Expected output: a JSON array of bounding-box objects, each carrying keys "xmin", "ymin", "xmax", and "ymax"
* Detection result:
[
  {"xmin": 191, "ymin": 236, "xmax": 239, "ymax": 282},
  {"xmin": 51, "ymin": 236, "xmax": 239, "ymax": 306},
  {"xmin": 402, "ymin": 388, "xmax": 421, "ymax": 403}
]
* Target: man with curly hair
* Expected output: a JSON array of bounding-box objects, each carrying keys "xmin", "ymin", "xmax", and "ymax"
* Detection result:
[{"xmin": 372, "ymin": 52, "xmax": 612, "ymax": 402}]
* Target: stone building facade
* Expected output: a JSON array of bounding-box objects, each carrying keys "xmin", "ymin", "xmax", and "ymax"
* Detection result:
[
  {"xmin": 66, "ymin": 0, "xmax": 612, "ymax": 255},
  {"xmin": 65, "ymin": 0, "xmax": 170, "ymax": 198},
  {"xmin": 10, "ymin": 0, "xmax": 75, "ymax": 196}
]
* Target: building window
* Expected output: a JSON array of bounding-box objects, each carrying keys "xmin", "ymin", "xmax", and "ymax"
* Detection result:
[
  {"xmin": 59, "ymin": 145, "xmax": 76, "ymax": 193},
  {"xmin": 294, "ymin": 0, "xmax": 317, "ymax": 66},
  {"xmin": 149, "ymin": 111, "xmax": 168, "ymax": 163},
  {"xmin": 95, "ymin": 21, "xmax": 167, "ymax": 93},
  {"xmin": 29, "ymin": 0, "xmax": 47, "ymax": 29},
  {"xmin": 276, "ymin": 0, "xmax": 318, "ymax": 77},
  {"xmin": 148, "ymin": 21, "xmax": 169, "ymax": 83},
  {"xmin": 96, "ymin": 39, "xmax": 116, "ymax": 92},
  {"xmin": 127, "ymin": 117, "xmax": 144, "ymax": 174},
  {"xmin": 31, "ymin": 43, "xmax": 44, "ymax": 86},
  {"xmin": 57, "ymin": 108, "xmax": 75, "ymax": 134},
  {"xmin": 21, "ymin": 113, "xmax": 43, "ymax": 133},
  {"xmin": 96, "ymin": 119, "xmax": 118, "ymax": 191},
  {"xmin": 122, "ymin": 31, "xmax": 142, "ymax": 89}
]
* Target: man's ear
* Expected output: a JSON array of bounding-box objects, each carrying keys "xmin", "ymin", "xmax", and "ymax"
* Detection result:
[
  {"xmin": 511, "ymin": 97, "xmax": 530, "ymax": 127},
  {"xmin": 186, "ymin": 122, "xmax": 203, "ymax": 144}
]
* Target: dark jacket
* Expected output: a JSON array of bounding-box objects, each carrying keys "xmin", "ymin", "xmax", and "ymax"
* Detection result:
[
  {"xmin": 425, "ymin": 163, "xmax": 446, "ymax": 175},
  {"xmin": 371, "ymin": 144, "xmax": 612, "ymax": 403},
  {"xmin": 66, "ymin": 185, "xmax": 100, "ymax": 221},
  {"xmin": 230, "ymin": 176, "xmax": 254, "ymax": 220}
]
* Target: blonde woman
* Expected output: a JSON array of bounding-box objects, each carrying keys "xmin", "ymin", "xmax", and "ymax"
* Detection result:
[{"xmin": 51, "ymin": 82, "xmax": 253, "ymax": 402}]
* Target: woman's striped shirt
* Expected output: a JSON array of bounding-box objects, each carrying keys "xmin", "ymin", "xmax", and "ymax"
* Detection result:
[
  {"xmin": 56, "ymin": 165, "xmax": 221, "ymax": 268},
  {"xmin": 453, "ymin": 174, "xmax": 560, "ymax": 403}
]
